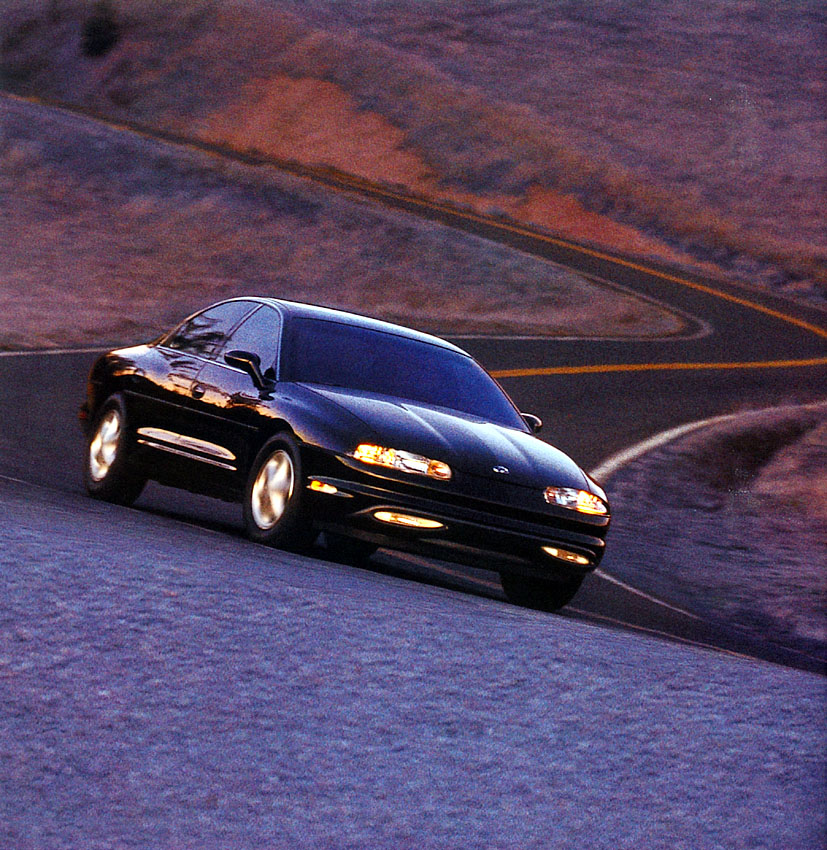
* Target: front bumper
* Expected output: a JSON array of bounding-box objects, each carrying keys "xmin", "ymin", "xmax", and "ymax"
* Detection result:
[{"xmin": 303, "ymin": 456, "xmax": 609, "ymax": 580}]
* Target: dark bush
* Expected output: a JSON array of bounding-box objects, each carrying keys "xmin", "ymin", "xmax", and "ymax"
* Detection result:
[{"xmin": 82, "ymin": 1, "xmax": 119, "ymax": 58}]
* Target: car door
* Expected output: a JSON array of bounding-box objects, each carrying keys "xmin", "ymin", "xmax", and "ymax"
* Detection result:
[
  {"xmin": 186, "ymin": 304, "xmax": 283, "ymax": 482},
  {"xmin": 131, "ymin": 300, "xmax": 258, "ymax": 476}
]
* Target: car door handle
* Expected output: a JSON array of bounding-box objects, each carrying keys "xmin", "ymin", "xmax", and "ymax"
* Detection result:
[{"xmin": 191, "ymin": 384, "xmax": 205, "ymax": 399}]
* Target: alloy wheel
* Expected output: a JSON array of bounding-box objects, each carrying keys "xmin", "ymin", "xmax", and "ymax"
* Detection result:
[
  {"xmin": 251, "ymin": 449, "xmax": 294, "ymax": 530},
  {"xmin": 88, "ymin": 409, "xmax": 122, "ymax": 482}
]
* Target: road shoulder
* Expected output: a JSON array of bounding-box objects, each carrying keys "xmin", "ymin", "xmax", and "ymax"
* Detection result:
[{"xmin": 597, "ymin": 401, "xmax": 827, "ymax": 665}]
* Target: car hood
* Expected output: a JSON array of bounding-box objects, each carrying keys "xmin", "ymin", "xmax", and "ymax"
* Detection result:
[{"xmin": 300, "ymin": 384, "xmax": 590, "ymax": 490}]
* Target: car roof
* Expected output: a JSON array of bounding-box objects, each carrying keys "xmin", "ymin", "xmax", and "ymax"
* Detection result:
[{"xmin": 239, "ymin": 297, "xmax": 469, "ymax": 355}]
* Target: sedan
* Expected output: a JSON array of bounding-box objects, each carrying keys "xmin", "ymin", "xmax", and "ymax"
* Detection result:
[{"xmin": 80, "ymin": 298, "xmax": 610, "ymax": 610}]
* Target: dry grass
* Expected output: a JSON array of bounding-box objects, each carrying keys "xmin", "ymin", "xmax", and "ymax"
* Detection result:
[
  {"xmin": 0, "ymin": 96, "xmax": 680, "ymax": 349},
  {"xmin": 2, "ymin": 0, "xmax": 824, "ymax": 298},
  {"xmin": 753, "ymin": 421, "xmax": 827, "ymax": 524}
]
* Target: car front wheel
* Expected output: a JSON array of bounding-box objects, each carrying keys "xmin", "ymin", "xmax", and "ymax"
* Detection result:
[
  {"xmin": 243, "ymin": 434, "xmax": 314, "ymax": 551},
  {"xmin": 323, "ymin": 532, "xmax": 378, "ymax": 565},
  {"xmin": 500, "ymin": 573, "xmax": 583, "ymax": 612},
  {"xmin": 84, "ymin": 393, "xmax": 146, "ymax": 505}
]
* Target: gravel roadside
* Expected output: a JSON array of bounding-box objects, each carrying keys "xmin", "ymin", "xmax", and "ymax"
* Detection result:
[{"xmin": 1, "ymin": 477, "xmax": 824, "ymax": 849}]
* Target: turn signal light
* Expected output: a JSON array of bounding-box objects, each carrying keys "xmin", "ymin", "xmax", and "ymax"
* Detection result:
[{"xmin": 308, "ymin": 480, "xmax": 339, "ymax": 495}]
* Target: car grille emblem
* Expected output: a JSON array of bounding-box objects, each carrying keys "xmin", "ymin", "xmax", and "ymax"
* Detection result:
[{"xmin": 492, "ymin": 466, "xmax": 510, "ymax": 475}]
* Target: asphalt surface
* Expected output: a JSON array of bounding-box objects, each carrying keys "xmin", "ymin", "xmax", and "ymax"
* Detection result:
[
  {"xmin": 1, "ymin": 269, "xmax": 825, "ymax": 672},
  {"xmin": 2, "ymin": 95, "xmax": 827, "ymax": 848},
  {"xmin": 1, "ymin": 93, "xmax": 826, "ymax": 673},
  {"xmin": 2, "ymin": 476, "xmax": 824, "ymax": 850}
]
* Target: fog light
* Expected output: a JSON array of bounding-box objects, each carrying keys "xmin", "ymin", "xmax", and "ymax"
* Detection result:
[
  {"xmin": 308, "ymin": 480, "xmax": 339, "ymax": 495},
  {"xmin": 374, "ymin": 511, "xmax": 443, "ymax": 529},
  {"xmin": 542, "ymin": 546, "xmax": 591, "ymax": 566}
]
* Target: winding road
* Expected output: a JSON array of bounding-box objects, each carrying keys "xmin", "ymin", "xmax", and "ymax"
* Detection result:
[{"xmin": 1, "ymin": 94, "xmax": 826, "ymax": 673}]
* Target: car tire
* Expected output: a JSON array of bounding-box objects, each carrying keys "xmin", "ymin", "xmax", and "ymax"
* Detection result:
[
  {"xmin": 243, "ymin": 434, "xmax": 314, "ymax": 551},
  {"xmin": 500, "ymin": 573, "xmax": 583, "ymax": 612},
  {"xmin": 84, "ymin": 393, "xmax": 146, "ymax": 506}
]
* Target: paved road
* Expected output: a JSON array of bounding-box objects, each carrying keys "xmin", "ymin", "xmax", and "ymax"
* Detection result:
[
  {"xmin": 1, "ymin": 282, "xmax": 824, "ymax": 673},
  {"xmin": 3, "ymin": 88, "xmax": 827, "ymax": 850},
  {"xmin": 1, "ymin": 92, "xmax": 826, "ymax": 672},
  {"xmin": 4, "ymin": 475, "xmax": 824, "ymax": 850}
]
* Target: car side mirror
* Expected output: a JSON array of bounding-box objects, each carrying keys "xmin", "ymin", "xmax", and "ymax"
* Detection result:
[
  {"xmin": 224, "ymin": 349, "xmax": 273, "ymax": 391},
  {"xmin": 521, "ymin": 412, "xmax": 543, "ymax": 433}
]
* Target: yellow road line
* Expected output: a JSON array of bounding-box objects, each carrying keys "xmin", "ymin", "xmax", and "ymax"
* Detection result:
[
  {"xmin": 311, "ymin": 168, "xmax": 827, "ymax": 341},
  {"xmin": 432, "ymin": 208, "xmax": 827, "ymax": 340},
  {"xmin": 346, "ymin": 188, "xmax": 827, "ymax": 341},
  {"xmin": 9, "ymin": 92, "xmax": 827, "ymax": 340},
  {"xmin": 492, "ymin": 357, "xmax": 827, "ymax": 379}
]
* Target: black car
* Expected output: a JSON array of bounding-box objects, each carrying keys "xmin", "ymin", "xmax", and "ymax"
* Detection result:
[{"xmin": 80, "ymin": 298, "xmax": 610, "ymax": 610}]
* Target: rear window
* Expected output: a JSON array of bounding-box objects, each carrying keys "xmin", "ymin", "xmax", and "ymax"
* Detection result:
[{"xmin": 281, "ymin": 318, "xmax": 526, "ymax": 429}]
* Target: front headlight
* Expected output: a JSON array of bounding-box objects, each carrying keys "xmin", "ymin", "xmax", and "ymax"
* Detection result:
[
  {"xmin": 351, "ymin": 443, "xmax": 452, "ymax": 481},
  {"xmin": 544, "ymin": 486, "xmax": 608, "ymax": 515}
]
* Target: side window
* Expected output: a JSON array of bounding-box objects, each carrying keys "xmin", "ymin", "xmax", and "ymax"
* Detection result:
[
  {"xmin": 221, "ymin": 306, "xmax": 282, "ymax": 377},
  {"xmin": 163, "ymin": 301, "xmax": 256, "ymax": 358}
]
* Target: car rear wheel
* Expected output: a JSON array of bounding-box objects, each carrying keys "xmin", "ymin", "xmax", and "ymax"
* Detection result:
[
  {"xmin": 84, "ymin": 393, "xmax": 146, "ymax": 506},
  {"xmin": 243, "ymin": 434, "xmax": 314, "ymax": 551},
  {"xmin": 500, "ymin": 573, "xmax": 583, "ymax": 611}
]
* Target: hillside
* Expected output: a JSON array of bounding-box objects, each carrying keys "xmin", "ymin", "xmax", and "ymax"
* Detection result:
[
  {"xmin": 0, "ymin": 95, "xmax": 680, "ymax": 349},
  {"xmin": 2, "ymin": 0, "xmax": 824, "ymax": 299}
]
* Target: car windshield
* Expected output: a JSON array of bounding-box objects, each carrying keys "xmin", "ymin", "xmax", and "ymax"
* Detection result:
[{"xmin": 281, "ymin": 317, "xmax": 527, "ymax": 429}]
